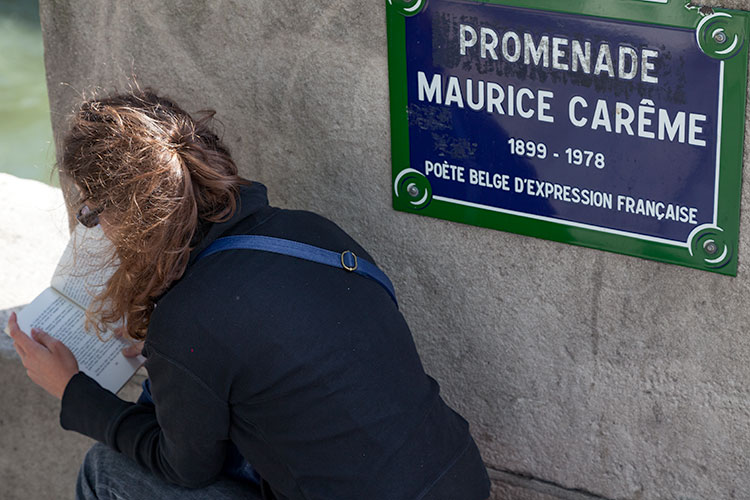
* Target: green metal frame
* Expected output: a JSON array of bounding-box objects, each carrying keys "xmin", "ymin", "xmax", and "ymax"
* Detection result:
[{"xmin": 386, "ymin": 0, "xmax": 749, "ymax": 276}]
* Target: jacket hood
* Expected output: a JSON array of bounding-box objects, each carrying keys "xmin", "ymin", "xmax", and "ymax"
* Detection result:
[{"xmin": 186, "ymin": 181, "xmax": 270, "ymax": 267}]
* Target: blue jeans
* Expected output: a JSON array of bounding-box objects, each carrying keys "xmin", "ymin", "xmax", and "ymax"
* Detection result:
[
  {"xmin": 76, "ymin": 443, "xmax": 263, "ymax": 500},
  {"xmin": 137, "ymin": 378, "xmax": 260, "ymax": 485}
]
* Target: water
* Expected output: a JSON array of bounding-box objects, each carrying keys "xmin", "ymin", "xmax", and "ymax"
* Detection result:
[{"xmin": 0, "ymin": 0, "xmax": 57, "ymax": 186}]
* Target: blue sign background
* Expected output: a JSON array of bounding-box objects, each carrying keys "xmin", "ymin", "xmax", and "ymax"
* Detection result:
[{"xmin": 405, "ymin": 0, "xmax": 722, "ymax": 244}]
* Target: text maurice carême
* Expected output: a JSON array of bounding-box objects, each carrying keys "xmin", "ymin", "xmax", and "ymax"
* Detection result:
[{"xmin": 416, "ymin": 23, "xmax": 709, "ymax": 147}]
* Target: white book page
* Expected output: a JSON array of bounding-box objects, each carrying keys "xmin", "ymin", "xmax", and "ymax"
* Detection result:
[
  {"xmin": 50, "ymin": 225, "xmax": 116, "ymax": 311},
  {"xmin": 12, "ymin": 288, "xmax": 143, "ymax": 394}
]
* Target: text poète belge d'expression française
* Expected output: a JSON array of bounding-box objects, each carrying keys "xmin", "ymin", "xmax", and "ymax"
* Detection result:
[{"xmin": 416, "ymin": 23, "xmax": 710, "ymax": 148}]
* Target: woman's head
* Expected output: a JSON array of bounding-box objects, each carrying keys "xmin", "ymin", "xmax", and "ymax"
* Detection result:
[{"xmin": 59, "ymin": 88, "xmax": 249, "ymax": 340}]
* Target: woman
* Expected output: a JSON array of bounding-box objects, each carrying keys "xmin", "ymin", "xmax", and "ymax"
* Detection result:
[{"xmin": 7, "ymin": 89, "xmax": 491, "ymax": 499}]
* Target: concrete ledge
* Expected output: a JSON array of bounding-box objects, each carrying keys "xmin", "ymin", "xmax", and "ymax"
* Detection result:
[
  {"xmin": 489, "ymin": 468, "xmax": 609, "ymax": 500},
  {"xmin": 0, "ymin": 173, "xmax": 68, "ymax": 356},
  {"xmin": 0, "ymin": 173, "xmax": 146, "ymax": 499},
  {"xmin": 0, "ymin": 348, "xmax": 147, "ymax": 500},
  {"xmin": 0, "ymin": 355, "xmax": 92, "ymax": 500}
]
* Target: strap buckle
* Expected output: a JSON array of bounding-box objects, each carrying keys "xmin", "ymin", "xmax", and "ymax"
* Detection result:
[{"xmin": 341, "ymin": 250, "xmax": 358, "ymax": 272}]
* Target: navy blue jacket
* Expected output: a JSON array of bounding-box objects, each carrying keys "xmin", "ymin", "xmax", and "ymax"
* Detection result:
[{"xmin": 61, "ymin": 182, "xmax": 491, "ymax": 499}]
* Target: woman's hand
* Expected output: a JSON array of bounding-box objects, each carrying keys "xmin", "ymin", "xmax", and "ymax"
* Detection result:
[
  {"xmin": 7, "ymin": 312, "xmax": 79, "ymax": 400},
  {"xmin": 114, "ymin": 325, "xmax": 144, "ymax": 358},
  {"xmin": 122, "ymin": 342, "xmax": 144, "ymax": 357}
]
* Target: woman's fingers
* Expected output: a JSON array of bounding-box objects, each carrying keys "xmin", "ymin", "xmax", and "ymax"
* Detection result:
[
  {"xmin": 6, "ymin": 313, "xmax": 79, "ymax": 399},
  {"xmin": 114, "ymin": 324, "xmax": 144, "ymax": 357},
  {"xmin": 12, "ymin": 338, "xmax": 26, "ymax": 358},
  {"xmin": 122, "ymin": 342, "xmax": 144, "ymax": 358},
  {"xmin": 7, "ymin": 312, "xmax": 39, "ymax": 358},
  {"xmin": 7, "ymin": 312, "xmax": 23, "ymax": 340},
  {"xmin": 31, "ymin": 328, "xmax": 59, "ymax": 352}
]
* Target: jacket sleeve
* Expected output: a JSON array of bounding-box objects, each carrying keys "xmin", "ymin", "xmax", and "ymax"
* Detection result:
[{"xmin": 60, "ymin": 347, "xmax": 230, "ymax": 488}]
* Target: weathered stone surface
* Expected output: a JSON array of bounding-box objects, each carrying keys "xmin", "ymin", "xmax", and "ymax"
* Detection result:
[
  {"xmin": 692, "ymin": 0, "xmax": 750, "ymax": 8},
  {"xmin": 32, "ymin": 0, "xmax": 750, "ymax": 498}
]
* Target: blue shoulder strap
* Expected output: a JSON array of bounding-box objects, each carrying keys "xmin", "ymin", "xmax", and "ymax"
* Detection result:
[{"xmin": 196, "ymin": 235, "xmax": 398, "ymax": 306}]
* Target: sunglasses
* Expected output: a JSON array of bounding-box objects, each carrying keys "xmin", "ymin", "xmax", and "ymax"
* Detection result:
[{"xmin": 76, "ymin": 203, "xmax": 104, "ymax": 228}]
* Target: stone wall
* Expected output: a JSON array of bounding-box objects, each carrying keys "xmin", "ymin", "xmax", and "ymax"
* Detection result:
[{"xmin": 39, "ymin": 1, "xmax": 750, "ymax": 498}]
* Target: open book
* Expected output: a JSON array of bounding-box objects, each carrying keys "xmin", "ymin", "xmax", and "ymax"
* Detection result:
[{"xmin": 6, "ymin": 225, "xmax": 144, "ymax": 394}]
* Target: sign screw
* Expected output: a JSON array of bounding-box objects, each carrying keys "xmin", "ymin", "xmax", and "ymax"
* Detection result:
[
  {"xmin": 407, "ymin": 183, "xmax": 420, "ymax": 198},
  {"xmin": 704, "ymin": 241, "xmax": 719, "ymax": 255},
  {"xmin": 714, "ymin": 31, "xmax": 728, "ymax": 44}
]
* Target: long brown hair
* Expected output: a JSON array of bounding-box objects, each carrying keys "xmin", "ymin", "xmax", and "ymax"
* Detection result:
[{"xmin": 59, "ymin": 88, "xmax": 250, "ymax": 340}]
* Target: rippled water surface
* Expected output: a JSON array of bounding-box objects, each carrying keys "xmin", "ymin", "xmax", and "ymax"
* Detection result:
[{"xmin": 0, "ymin": 0, "xmax": 56, "ymax": 185}]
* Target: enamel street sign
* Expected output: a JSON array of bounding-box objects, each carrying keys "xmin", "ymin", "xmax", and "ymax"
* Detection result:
[{"xmin": 386, "ymin": 0, "xmax": 749, "ymax": 275}]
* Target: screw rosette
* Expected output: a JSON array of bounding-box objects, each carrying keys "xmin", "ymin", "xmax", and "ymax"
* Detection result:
[
  {"xmin": 689, "ymin": 225, "xmax": 734, "ymax": 269},
  {"xmin": 387, "ymin": 0, "xmax": 427, "ymax": 17},
  {"xmin": 696, "ymin": 12, "xmax": 745, "ymax": 60},
  {"xmin": 394, "ymin": 168, "xmax": 433, "ymax": 210}
]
